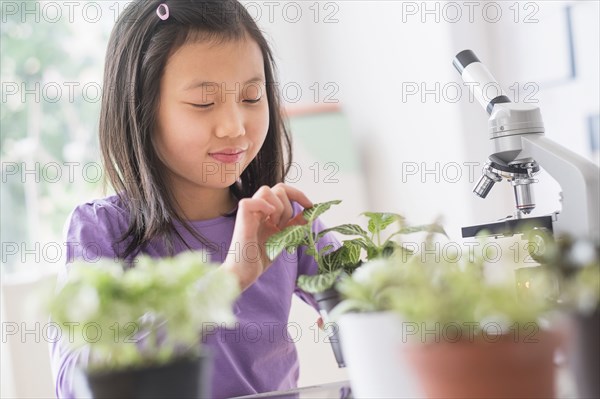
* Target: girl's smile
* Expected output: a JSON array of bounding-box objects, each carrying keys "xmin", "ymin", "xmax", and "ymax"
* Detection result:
[{"xmin": 208, "ymin": 147, "xmax": 248, "ymax": 164}]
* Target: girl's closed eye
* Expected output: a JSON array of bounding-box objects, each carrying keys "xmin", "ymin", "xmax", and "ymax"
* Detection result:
[
  {"xmin": 189, "ymin": 102, "xmax": 214, "ymax": 109},
  {"xmin": 186, "ymin": 97, "xmax": 262, "ymax": 108},
  {"xmin": 244, "ymin": 97, "xmax": 262, "ymax": 104}
]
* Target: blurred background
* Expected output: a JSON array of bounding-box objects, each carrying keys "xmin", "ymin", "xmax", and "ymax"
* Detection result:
[{"xmin": 1, "ymin": 0, "xmax": 599, "ymax": 397}]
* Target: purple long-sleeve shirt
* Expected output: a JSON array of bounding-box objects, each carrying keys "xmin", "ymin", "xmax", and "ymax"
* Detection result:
[{"xmin": 50, "ymin": 195, "xmax": 337, "ymax": 398}]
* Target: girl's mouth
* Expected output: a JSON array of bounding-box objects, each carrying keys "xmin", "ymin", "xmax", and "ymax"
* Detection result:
[{"xmin": 209, "ymin": 150, "xmax": 246, "ymax": 164}]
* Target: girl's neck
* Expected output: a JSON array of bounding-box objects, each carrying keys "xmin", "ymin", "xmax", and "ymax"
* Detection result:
[{"xmin": 174, "ymin": 187, "xmax": 237, "ymax": 222}]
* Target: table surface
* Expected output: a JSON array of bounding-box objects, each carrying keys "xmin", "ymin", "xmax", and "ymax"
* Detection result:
[{"xmin": 231, "ymin": 381, "xmax": 352, "ymax": 399}]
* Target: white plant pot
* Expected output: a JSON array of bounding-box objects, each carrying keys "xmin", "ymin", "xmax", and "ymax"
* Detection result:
[{"xmin": 338, "ymin": 311, "xmax": 423, "ymax": 398}]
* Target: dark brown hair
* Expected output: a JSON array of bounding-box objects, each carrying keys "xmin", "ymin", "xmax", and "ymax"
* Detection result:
[{"xmin": 99, "ymin": 0, "xmax": 292, "ymax": 259}]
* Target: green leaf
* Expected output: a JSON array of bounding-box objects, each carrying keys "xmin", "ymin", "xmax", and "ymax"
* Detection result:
[
  {"xmin": 320, "ymin": 241, "xmax": 362, "ymax": 272},
  {"xmin": 305, "ymin": 247, "xmax": 318, "ymax": 258},
  {"xmin": 266, "ymin": 225, "xmax": 309, "ymax": 260},
  {"xmin": 350, "ymin": 238, "xmax": 372, "ymax": 251},
  {"xmin": 319, "ymin": 244, "xmax": 334, "ymax": 255},
  {"xmin": 391, "ymin": 223, "xmax": 447, "ymax": 238},
  {"xmin": 297, "ymin": 270, "xmax": 344, "ymax": 294},
  {"xmin": 366, "ymin": 246, "xmax": 380, "ymax": 260},
  {"xmin": 303, "ymin": 200, "xmax": 342, "ymax": 222},
  {"xmin": 317, "ymin": 224, "xmax": 369, "ymax": 240},
  {"xmin": 362, "ymin": 212, "xmax": 404, "ymax": 235},
  {"xmin": 343, "ymin": 240, "xmax": 363, "ymax": 265}
]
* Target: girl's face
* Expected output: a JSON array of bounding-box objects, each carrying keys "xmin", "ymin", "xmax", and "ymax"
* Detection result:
[{"xmin": 154, "ymin": 36, "xmax": 269, "ymax": 199}]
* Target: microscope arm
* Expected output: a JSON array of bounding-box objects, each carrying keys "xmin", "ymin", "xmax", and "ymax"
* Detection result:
[{"xmin": 521, "ymin": 134, "xmax": 600, "ymax": 243}]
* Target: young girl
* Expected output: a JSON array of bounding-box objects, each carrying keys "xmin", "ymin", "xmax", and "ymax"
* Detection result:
[{"xmin": 50, "ymin": 1, "xmax": 336, "ymax": 398}]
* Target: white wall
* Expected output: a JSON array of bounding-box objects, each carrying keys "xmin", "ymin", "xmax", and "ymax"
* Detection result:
[
  {"xmin": 259, "ymin": 1, "xmax": 475, "ymax": 238},
  {"xmin": 256, "ymin": 0, "xmax": 599, "ymax": 387}
]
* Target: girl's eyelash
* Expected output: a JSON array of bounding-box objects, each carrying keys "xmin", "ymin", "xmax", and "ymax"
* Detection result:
[{"xmin": 189, "ymin": 97, "xmax": 262, "ymax": 108}]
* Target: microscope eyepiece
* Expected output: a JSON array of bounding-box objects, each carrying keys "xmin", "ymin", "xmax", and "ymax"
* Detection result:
[
  {"xmin": 453, "ymin": 49, "xmax": 512, "ymax": 115},
  {"xmin": 453, "ymin": 50, "xmax": 480, "ymax": 74}
]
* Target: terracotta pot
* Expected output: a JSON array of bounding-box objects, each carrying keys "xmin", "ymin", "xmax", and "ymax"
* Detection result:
[
  {"xmin": 84, "ymin": 354, "xmax": 210, "ymax": 398},
  {"xmin": 404, "ymin": 332, "xmax": 558, "ymax": 399}
]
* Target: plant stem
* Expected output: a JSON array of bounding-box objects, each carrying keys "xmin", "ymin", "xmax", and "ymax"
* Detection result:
[{"xmin": 307, "ymin": 223, "xmax": 321, "ymax": 269}]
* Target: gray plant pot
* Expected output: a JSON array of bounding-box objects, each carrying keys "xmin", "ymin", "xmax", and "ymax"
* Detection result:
[
  {"xmin": 571, "ymin": 309, "xmax": 600, "ymax": 398},
  {"xmin": 313, "ymin": 288, "xmax": 345, "ymax": 368},
  {"xmin": 85, "ymin": 354, "xmax": 210, "ymax": 398}
]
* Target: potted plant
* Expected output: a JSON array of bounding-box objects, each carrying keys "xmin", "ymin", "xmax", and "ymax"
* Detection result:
[
  {"xmin": 538, "ymin": 235, "xmax": 600, "ymax": 398},
  {"xmin": 266, "ymin": 200, "xmax": 444, "ymax": 368},
  {"xmin": 331, "ymin": 238, "xmax": 559, "ymax": 398},
  {"xmin": 49, "ymin": 251, "xmax": 239, "ymax": 398}
]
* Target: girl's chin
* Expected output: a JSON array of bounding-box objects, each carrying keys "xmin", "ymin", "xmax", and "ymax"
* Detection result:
[
  {"xmin": 199, "ymin": 177, "xmax": 241, "ymax": 189},
  {"xmin": 196, "ymin": 163, "xmax": 245, "ymax": 187}
]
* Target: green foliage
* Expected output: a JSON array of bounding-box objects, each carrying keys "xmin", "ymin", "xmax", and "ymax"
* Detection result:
[
  {"xmin": 303, "ymin": 200, "xmax": 342, "ymax": 221},
  {"xmin": 265, "ymin": 225, "xmax": 307, "ymax": 260},
  {"xmin": 297, "ymin": 270, "xmax": 346, "ymax": 294},
  {"xmin": 48, "ymin": 252, "xmax": 240, "ymax": 372},
  {"xmin": 266, "ymin": 200, "xmax": 446, "ymax": 293},
  {"xmin": 332, "ymin": 254, "xmax": 553, "ymax": 338},
  {"xmin": 321, "ymin": 240, "xmax": 362, "ymax": 273},
  {"xmin": 331, "ymin": 231, "xmax": 599, "ymax": 341},
  {"xmin": 537, "ymin": 235, "xmax": 600, "ymax": 315}
]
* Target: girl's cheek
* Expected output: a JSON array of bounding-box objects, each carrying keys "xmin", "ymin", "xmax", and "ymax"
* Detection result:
[
  {"xmin": 251, "ymin": 101, "xmax": 270, "ymax": 133},
  {"xmin": 249, "ymin": 118, "xmax": 269, "ymax": 144}
]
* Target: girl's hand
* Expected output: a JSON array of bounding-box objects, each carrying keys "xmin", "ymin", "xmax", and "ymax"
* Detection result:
[{"xmin": 222, "ymin": 183, "xmax": 313, "ymax": 291}]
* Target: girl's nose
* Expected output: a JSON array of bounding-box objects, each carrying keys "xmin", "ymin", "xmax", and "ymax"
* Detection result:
[{"xmin": 214, "ymin": 101, "xmax": 246, "ymax": 139}]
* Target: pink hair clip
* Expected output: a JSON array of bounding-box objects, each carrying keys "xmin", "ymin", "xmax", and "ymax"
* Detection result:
[{"xmin": 156, "ymin": 3, "xmax": 169, "ymax": 21}]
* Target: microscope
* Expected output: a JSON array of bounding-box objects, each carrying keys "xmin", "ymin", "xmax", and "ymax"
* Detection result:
[{"xmin": 453, "ymin": 50, "xmax": 600, "ymax": 246}]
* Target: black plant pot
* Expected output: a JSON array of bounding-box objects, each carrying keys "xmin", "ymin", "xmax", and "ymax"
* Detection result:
[
  {"xmin": 85, "ymin": 354, "xmax": 211, "ymax": 398},
  {"xmin": 571, "ymin": 309, "xmax": 600, "ymax": 399},
  {"xmin": 313, "ymin": 288, "xmax": 345, "ymax": 368}
]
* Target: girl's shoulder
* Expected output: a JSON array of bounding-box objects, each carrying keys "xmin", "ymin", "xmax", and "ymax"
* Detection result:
[
  {"xmin": 68, "ymin": 194, "xmax": 128, "ymax": 226},
  {"xmin": 63, "ymin": 196, "xmax": 131, "ymax": 275},
  {"xmin": 65, "ymin": 194, "xmax": 130, "ymax": 247}
]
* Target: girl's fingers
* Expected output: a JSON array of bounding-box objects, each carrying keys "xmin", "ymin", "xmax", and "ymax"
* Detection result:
[
  {"xmin": 272, "ymin": 185, "xmax": 294, "ymax": 229},
  {"xmin": 284, "ymin": 213, "xmax": 308, "ymax": 228},
  {"xmin": 228, "ymin": 185, "xmax": 313, "ymax": 289},
  {"xmin": 263, "ymin": 183, "xmax": 313, "ymax": 228},
  {"xmin": 253, "ymin": 186, "xmax": 285, "ymax": 227},
  {"xmin": 273, "ymin": 183, "xmax": 313, "ymax": 210},
  {"xmin": 246, "ymin": 184, "xmax": 313, "ymax": 231},
  {"xmin": 237, "ymin": 198, "xmax": 276, "ymax": 224}
]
